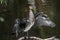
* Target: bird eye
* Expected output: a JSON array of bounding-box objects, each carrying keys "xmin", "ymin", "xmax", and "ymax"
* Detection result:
[{"xmin": 42, "ymin": 15, "xmax": 48, "ymax": 18}]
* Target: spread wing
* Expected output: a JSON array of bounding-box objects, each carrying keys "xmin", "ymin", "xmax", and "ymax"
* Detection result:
[{"xmin": 24, "ymin": 6, "xmax": 35, "ymax": 32}]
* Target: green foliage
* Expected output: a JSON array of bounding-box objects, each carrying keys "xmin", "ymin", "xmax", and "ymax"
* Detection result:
[{"xmin": 0, "ymin": 0, "xmax": 7, "ymax": 5}]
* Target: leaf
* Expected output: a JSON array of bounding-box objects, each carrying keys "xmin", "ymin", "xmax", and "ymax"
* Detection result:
[{"xmin": 0, "ymin": 0, "xmax": 7, "ymax": 5}]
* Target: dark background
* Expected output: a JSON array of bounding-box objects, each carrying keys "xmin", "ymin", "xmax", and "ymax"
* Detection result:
[{"xmin": 0, "ymin": 0, "xmax": 60, "ymax": 40}]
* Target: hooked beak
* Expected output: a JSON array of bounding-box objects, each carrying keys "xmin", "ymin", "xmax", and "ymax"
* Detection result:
[{"xmin": 45, "ymin": 21, "xmax": 56, "ymax": 27}]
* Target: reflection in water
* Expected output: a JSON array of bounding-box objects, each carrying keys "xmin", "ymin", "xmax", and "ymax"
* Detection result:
[{"xmin": 18, "ymin": 36, "xmax": 60, "ymax": 40}]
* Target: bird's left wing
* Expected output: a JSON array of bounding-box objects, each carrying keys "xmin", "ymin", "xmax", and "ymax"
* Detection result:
[{"xmin": 24, "ymin": 6, "xmax": 35, "ymax": 32}]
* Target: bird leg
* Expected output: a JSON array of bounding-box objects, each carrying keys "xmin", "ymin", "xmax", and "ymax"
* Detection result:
[
  {"xmin": 27, "ymin": 31, "xmax": 30, "ymax": 40},
  {"xmin": 16, "ymin": 30, "xmax": 19, "ymax": 40},
  {"xmin": 24, "ymin": 32, "xmax": 27, "ymax": 40},
  {"xmin": 24, "ymin": 31, "xmax": 30, "ymax": 40}
]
